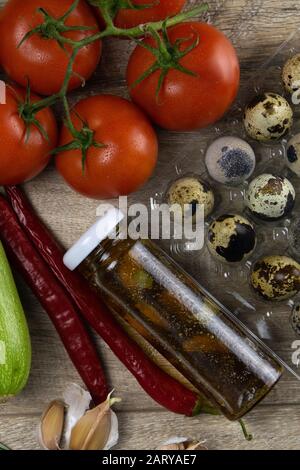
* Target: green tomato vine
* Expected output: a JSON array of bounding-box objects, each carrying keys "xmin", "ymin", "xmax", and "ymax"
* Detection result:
[{"xmin": 19, "ymin": 0, "xmax": 208, "ymax": 163}]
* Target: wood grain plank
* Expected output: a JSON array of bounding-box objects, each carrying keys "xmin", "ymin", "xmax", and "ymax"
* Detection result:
[
  {"xmin": 0, "ymin": 404, "xmax": 300, "ymax": 450},
  {"xmin": 115, "ymin": 405, "xmax": 300, "ymax": 450},
  {"xmin": 1, "ymin": 0, "xmax": 300, "ymax": 451}
]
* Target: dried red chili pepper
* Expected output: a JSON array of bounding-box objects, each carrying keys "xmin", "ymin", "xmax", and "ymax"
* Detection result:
[
  {"xmin": 5, "ymin": 186, "xmax": 215, "ymax": 416},
  {"xmin": 0, "ymin": 194, "xmax": 108, "ymax": 404}
]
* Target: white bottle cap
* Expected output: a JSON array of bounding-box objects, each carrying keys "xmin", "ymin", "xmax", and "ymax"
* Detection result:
[{"xmin": 63, "ymin": 207, "xmax": 124, "ymax": 271}]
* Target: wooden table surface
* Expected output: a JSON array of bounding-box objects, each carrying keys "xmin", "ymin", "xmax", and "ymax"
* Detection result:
[{"xmin": 1, "ymin": 0, "xmax": 300, "ymax": 451}]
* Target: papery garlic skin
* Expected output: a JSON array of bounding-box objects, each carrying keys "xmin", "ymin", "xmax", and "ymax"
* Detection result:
[
  {"xmin": 63, "ymin": 383, "xmax": 92, "ymax": 447},
  {"xmin": 160, "ymin": 436, "xmax": 188, "ymax": 446},
  {"xmin": 103, "ymin": 410, "xmax": 119, "ymax": 450},
  {"xmin": 157, "ymin": 436, "xmax": 187, "ymax": 450}
]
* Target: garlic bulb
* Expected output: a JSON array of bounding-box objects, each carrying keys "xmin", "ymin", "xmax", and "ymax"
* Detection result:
[{"xmin": 38, "ymin": 384, "xmax": 120, "ymax": 451}]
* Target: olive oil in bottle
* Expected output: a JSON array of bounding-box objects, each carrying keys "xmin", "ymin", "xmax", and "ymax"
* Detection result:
[{"xmin": 64, "ymin": 208, "xmax": 282, "ymax": 420}]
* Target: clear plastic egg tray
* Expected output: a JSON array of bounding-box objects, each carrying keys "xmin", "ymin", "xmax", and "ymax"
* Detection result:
[{"xmin": 139, "ymin": 27, "xmax": 300, "ymax": 379}]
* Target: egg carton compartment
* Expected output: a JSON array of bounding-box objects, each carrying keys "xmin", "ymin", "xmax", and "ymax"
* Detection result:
[{"xmin": 143, "ymin": 28, "xmax": 300, "ymax": 379}]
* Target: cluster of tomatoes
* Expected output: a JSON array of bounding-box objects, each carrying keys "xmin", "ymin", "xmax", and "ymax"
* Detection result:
[{"xmin": 0, "ymin": 0, "xmax": 240, "ymax": 199}]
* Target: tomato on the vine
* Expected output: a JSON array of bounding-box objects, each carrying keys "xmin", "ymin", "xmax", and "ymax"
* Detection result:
[
  {"xmin": 97, "ymin": 0, "xmax": 186, "ymax": 30},
  {"xmin": 126, "ymin": 22, "xmax": 240, "ymax": 131},
  {"xmin": 56, "ymin": 95, "xmax": 158, "ymax": 199},
  {"xmin": 0, "ymin": 85, "xmax": 58, "ymax": 185},
  {"xmin": 0, "ymin": 0, "xmax": 101, "ymax": 96}
]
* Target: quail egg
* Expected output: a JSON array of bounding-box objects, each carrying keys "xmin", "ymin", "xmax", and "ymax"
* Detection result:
[
  {"xmin": 250, "ymin": 255, "xmax": 300, "ymax": 301},
  {"xmin": 207, "ymin": 214, "xmax": 256, "ymax": 263},
  {"xmin": 245, "ymin": 174, "xmax": 295, "ymax": 220},
  {"xmin": 166, "ymin": 175, "xmax": 214, "ymax": 219},
  {"xmin": 286, "ymin": 133, "xmax": 300, "ymax": 176},
  {"xmin": 205, "ymin": 136, "xmax": 256, "ymax": 186},
  {"xmin": 290, "ymin": 303, "xmax": 300, "ymax": 336},
  {"xmin": 244, "ymin": 92, "xmax": 293, "ymax": 142},
  {"xmin": 282, "ymin": 53, "xmax": 300, "ymax": 94}
]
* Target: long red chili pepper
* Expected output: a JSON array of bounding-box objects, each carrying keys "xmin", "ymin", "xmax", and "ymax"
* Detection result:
[
  {"xmin": 5, "ymin": 185, "xmax": 216, "ymax": 416},
  {"xmin": 0, "ymin": 194, "xmax": 108, "ymax": 405}
]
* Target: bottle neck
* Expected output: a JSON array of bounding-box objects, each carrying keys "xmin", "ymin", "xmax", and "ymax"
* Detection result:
[
  {"xmin": 78, "ymin": 224, "xmax": 133, "ymax": 277},
  {"xmin": 63, "ymin": 207, "xmax": 125, "ymax": 272}
]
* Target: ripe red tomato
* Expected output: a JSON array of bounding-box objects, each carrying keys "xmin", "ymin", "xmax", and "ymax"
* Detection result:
[
  {"xmin": 0, "ymin": 85, "xmax": 58, "ymax": 185},
  {"xmin": 0, "ymin": 0, "xmax": 101, "ymax": 96},
  {"xmin": 126, "ymin": 22, "xmax": 240, "ymax": 131},
  {"xmin": 102, "ymin": 0, "xmax": 186, "ymax": 30},
  {"xmin": 56, "ymin": 95, "xmax": 158, "ymax": 199}
]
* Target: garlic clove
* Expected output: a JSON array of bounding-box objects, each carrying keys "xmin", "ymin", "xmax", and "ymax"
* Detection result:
[
  {"xmin": 157, "ymin": 437, "xmax": 207, "ymax": 451},
  {"xmin": 185, "ymin": 441, "xmax": 207, "ymax": 450},
  {"xmin": 157, "ymin": 436, "xmax": 187, "ymax": 450},
  {"xmin": 69, "ymin": 392, "xmax": 121, "ymax": 451},
  {"xmin": 70, "ymin": 406, "xmax": 109, "ymax": 450},
  {"xmin": 158, "ymin": 443, "xmax": 186, "ymax": 450},
  {"xmin": 38, "ymin": 400, "xmax": 65, "ymax": 450}
]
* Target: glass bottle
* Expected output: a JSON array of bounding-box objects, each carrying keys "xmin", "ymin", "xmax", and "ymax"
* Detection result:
[{"xmin": 63, "ymin": 208, "xmax": 283, "ymax": 420}]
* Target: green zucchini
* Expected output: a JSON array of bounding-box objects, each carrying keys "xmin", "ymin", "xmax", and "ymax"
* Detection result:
[{"xmin": 0, "ymin": 241, "xmax": 31, "ymax": 399}]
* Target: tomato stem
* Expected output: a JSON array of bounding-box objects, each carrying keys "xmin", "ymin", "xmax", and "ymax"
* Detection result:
[
  {"xmin": 62, "ymin": 96, "xmax": 76, "ymax": 136},
  {"xmin": 51, "ymin": 125, "xmax": 106, "ymax": 174},
  {"xmin": 82, "ymin": 3, "xmax": 209, "ymax": 43},
  {"xmin": 18, "ymin": 0, "xmax": 97, "ymax": 49},
  {"xmin": 19, "ymin": 1, "xmax": 208, "ymax": 162},
  {"xmin": 30, "ymin": 93, "xmax": 61, "ymax": 113},
  {"xmin": 53, "ymin": 101, "xmax": 106, "ymax": 173},
  {"xmin": 129, "ymin": 21, "xmax": 200, "ymax": 100},
  {"xmin": 89, "ymin": 0, "xmax": 160, "ymax": 23},
  {"xmin": 59, "ymin": 0, "xmax": 80, "ymax": 21},
  {"xmin": 18, "ymin": 81, "xmax": 50, "ymax": 142},
  {"xmin": 30, "ymin": 47, "xmax": 78, "ymax": 118}
]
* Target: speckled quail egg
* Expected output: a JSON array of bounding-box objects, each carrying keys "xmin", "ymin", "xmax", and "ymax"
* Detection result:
[
  {"xmin": 286, "ymin": 133, "xmax": 300, "ymax": 176},
  {"xmin": 290, "ymin": 303, "xmax": 300, "ymax": 335},
  {"xmin": 245, "ymin": 174, "xmax": 295, "ymax": 220},
  {"xmin": 250, "ymin": 255, "xmax": 300, "ymax": 301},
  {"xmin": 207, "ymin": 214, "xmax": 256, "ymax": 263},
  {"xmin": 205, "ymin": 136, "xmax": 256, "ymax": 186},
  {"xmin": 282, "ymin": 53, "xmax": 300, "ymax": 94},
  {"xmin": 244, "ymin": 92, "xmax": 293, "ymax": 142},
  {"xmin": 166, "ymin": 175, "xmax": 214, "ymax": 219}
]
